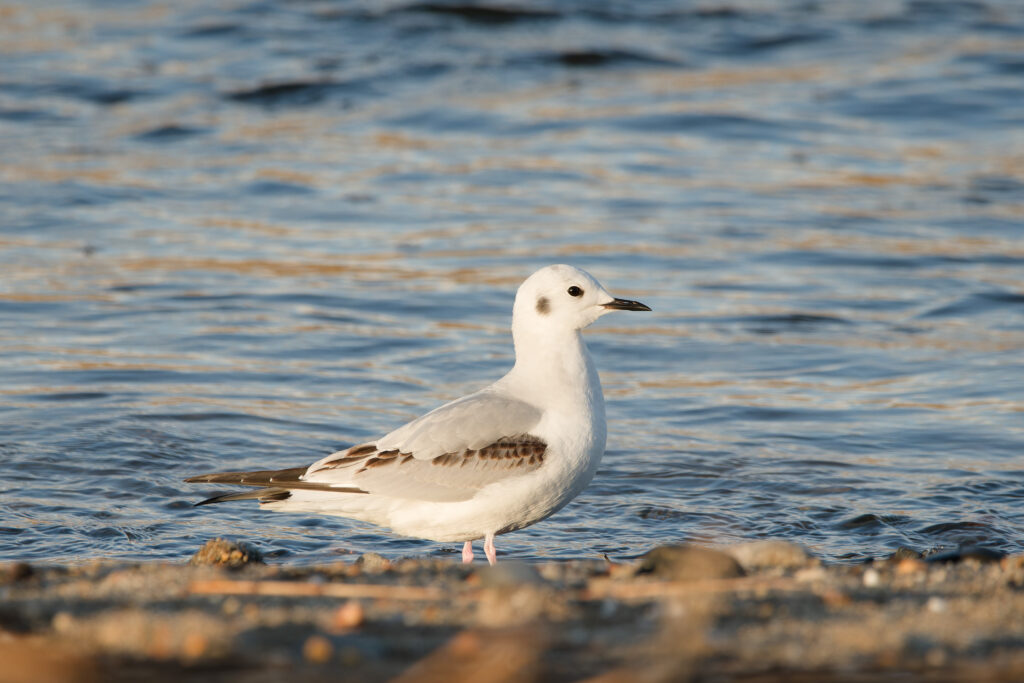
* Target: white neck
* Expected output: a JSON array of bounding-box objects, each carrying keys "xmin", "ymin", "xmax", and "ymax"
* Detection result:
[{"xmin": 502, "ymin": 324, "xmax": 605, "ymax": 421}]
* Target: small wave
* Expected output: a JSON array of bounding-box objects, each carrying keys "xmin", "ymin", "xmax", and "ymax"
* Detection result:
[
  {"xmin": 31, "ymin": 392, "xmax": 109, "ymax": 402},
  {"xmin": 243, "ymin": 180, "xmax": 317, "ymax": 197},
  {"xmin": 226, "ymin": 78, "xmax": 374, "ymax": 106},
  {"xmin": 916, "ymin": 521, "xmax": 1010, "ymax": 550},
  {"xmin": 918, "ymin": 290, "xmax": 1024, "ymax": 319},
  {"xmin": 400, "ymin": 3, "xmax": 558, "ymax": 24},
  {"xmin": 542, "ymin": 49, "xmax": 680, "ymax": 69},
  {"xmin": 837, "ymin": 513, "xmax": 913, "ymax": 531},
  {"xmin": 134, "ymin": 125, "xmax": 208, "ymax": 143},
  {"xmin": 180, "ymin": 22, "xmax": 244, "ymax": 38}
]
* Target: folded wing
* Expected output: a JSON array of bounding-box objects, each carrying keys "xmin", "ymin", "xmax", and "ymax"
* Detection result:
[
  {"xmin": 306, "ymin": 433, "xmax": 547, "ymax": 502},
  {"xmin": 187, "ymin": 391, "xmax": 548, "ymax": 504}
]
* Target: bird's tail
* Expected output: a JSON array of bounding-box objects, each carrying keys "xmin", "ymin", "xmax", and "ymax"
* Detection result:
[
  {"xmin": 185, "ymin": 466, "xmax": 368, "ymax": 506},
  {"xmin": 193, "ymin": 487, "xmax": 292, "ymax": 506}
]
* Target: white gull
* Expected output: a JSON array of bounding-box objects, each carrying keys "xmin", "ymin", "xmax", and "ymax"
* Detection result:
[{"xmin": 186, "ymin": 264, "xmax": 650, "ymax": 564}]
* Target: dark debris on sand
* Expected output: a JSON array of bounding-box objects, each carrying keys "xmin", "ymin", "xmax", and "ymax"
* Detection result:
[{"xmin": 1, "ymin": 540, "xmax": 1023, "ymax": 682}]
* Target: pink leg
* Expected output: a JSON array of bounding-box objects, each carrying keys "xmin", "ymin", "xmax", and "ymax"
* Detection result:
[
  {"xmin": 461, "ymin": 541, "xmax": 474, "ymax": 563},
  {"xmin": 483, "ymin": 533, "xmax": 497, "ymax": 566}
]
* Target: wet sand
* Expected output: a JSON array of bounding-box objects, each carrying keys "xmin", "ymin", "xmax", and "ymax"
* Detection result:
[{"xmin": 2, "ymin": 540, "xmax": 1022, "ymax": 682}]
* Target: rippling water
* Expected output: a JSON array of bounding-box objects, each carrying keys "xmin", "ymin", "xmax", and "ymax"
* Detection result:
[{"xmin": 2, "ymin": 0, "xmax": 1023, "ymax": 564}]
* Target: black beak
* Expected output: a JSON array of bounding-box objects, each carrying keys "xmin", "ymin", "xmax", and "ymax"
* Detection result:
[{"xmin": 602, "ymin": 297, "xmax": 651, "ymax": 312}]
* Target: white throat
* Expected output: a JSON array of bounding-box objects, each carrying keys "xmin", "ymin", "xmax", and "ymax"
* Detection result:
[{"xmin": 504, "ymin": 321, "xmax": 604, "ymax": 420}]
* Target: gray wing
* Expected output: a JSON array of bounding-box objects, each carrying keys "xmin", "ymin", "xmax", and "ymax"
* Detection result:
[
  {"xmin": 188, "ymin": 390, "xmax": 547, "ymax": 504},
  {"xmin": 300, "ymin": 390, "xmax": 547, "ymax": 501},
  {"xmin": 303, "ymin": 434, "xmax": 548, "ymax": 502},
  {"xmin": 374, "ymin": 389, "xmax": 543, "ymax": 459}
]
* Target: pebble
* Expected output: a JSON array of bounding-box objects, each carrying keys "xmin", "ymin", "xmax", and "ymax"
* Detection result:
[
  {"xmin": 476, "ymin": 584, "xmax": 551, "ymax": 627},
  {"xmin": 794, "ymin": 566, "xmax": 827, "ymax": 583},
  {"xmin": 182, "ymin": 632, "xmax": 208, "ymax": 661},
  {"xmin": 1002, "ymin": 555, "xmax": 1024, "ymax": 570},
  {"xmin": 221, "ymin": 597, "xmax": 241, "ymax": 615},
  {"xmin": 0, "ymin": 561, "xmax": 34, "ymax": 583},
  {"xmin": 303, "ymin": 635, "xmax": 334, "ymax": 663},
  {"xmin": 636, "ymin": 545, "xmax": 745, "ymax": 581},
  {"xmin": 862, "ymin": 568, "xmax": 881, "ymax": 587},
  {"xmin": 819, "ymin": 589, "xmax": 850, "ymax": 607},
  {"xmin": 477, "ymin": 561, "xmax": 547, "ymax": 588},
  {"xmin": 925, "ymin": 546, "xmax": 1005, "ymax": 564},
  {"xmin": 895, "ymin": 559, "xmax": 926, "ymax": 575},
  {"xmin": 889, "ymin": 547, "xmax": 924, "ymax": 561},
  {"xmin": 328, "ymin": 601, "xmax": 365, "ymax": 632},
  {"xmin": 189, "ymin": 538, "xmax": 264, "ymax": 568},
  {"xmin": 52, "ymin": 611, "xmax": 75, "ymax": 633},
  {"xmin": 355, "ymin": 553, "xmax": 391, "ymax": 573},
  {"xmin": 450, "ymin": 630, "xmax": 482, "ymax": 656},
  {"xmin": 725, "ymin": 540, "xmax": 813, "ymax": 571}
]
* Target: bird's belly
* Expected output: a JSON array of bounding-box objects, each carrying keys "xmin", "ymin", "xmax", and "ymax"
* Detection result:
[{"xmin": 387, "ymin": 435, "xmax": 603, "ymax": 543}]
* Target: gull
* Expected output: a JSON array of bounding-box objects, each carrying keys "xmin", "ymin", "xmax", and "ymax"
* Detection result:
[{"xmin": 186, "ymin": 264, "xmax": 650, "ymax": 565}]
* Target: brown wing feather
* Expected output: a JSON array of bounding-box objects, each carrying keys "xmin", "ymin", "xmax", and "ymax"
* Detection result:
[{"xmin": 337, "ymin": 435, "xmax": 548, "ymax": 502}]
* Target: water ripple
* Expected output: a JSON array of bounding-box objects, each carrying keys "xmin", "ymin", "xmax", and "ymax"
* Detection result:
[{"xmin": 1, "ymin": 0, "xmax": 1022, "ymax": 564}]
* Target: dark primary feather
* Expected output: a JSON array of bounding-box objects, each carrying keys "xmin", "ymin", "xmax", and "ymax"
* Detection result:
[
  {"xmin": 185, "ymin": 466, "xmax": 368, "ymax": 506},
  {"xmin": 194, "ymin": 488, "xmax": 292, "ymax": 506},
  {"xmin": 185, "ymin": 466, "xmax": 309, "ymax": 486}
]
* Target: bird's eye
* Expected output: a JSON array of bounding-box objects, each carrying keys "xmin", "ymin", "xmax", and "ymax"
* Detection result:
[{"xmin": 567, "ymin": 286, "xmax": 583, "ymax": 297}]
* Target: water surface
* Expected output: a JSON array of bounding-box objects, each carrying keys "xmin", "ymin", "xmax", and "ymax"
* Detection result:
[{"xmin": 1, "ymin": 0, "xmax": 1023, "ymax": 564}]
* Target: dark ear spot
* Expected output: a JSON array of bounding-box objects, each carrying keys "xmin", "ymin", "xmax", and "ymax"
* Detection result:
[{"xmin": 536, "ymin": 296, "xmax": 550, "ymax": 315}]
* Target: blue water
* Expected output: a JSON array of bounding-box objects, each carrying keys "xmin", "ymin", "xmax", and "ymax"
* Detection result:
[{"xmin": 1, "ymin": 0, "xmax": 1023, "ymax": 565}]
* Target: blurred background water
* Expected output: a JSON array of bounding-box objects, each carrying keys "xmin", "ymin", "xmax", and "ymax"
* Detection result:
[{"xmin": 1, "ymin": 0, "xmax": 1022, "ymax": 565}]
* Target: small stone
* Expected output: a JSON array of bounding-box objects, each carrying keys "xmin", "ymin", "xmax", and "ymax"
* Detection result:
[
  {"xmin": 636, "ymin": 545, "xmax": 745, "ymax": 581},
  {"xmin": 329, "ymin": 601, "xmax": 364, "ymax": 632},
  {"xmin": 794, "ymin": 566, "xmax": 827, "ymax": 583},
  {"xmin": 607, "ymin": 562, "xmax": 635, "ymax": 580},
  {"xmin": 896, "ymin": 558, "xmax": 926, "ymax": 575},
  {"xmin": 339, "ymin": 646, "xmax": 363, "ymax": 667},
  {"xmin": 450, "ymin": 630, "xmax": 482, "ymax": 656},
  {"xmin": 476, "ymin": 585, "xmax": 550, "ymax": 628},
  {"xmin": 304, "ymin": 635, "xmax": 334, "ymax": 664},
  {"xmin": 0, "ymin": 561, "xmax": 34, "ymax": 582},
  {"xmin": 820, "ymin": 589, "xmax": 850, "ymax": 607},
  {"xmin": 189, "ymin": 538, "xmax": 263, "ymax": 568},
  {"xmin": 52, "ymin": 611, "xmax": 75, "ymax": 633},
  {"xmin": 926, "ymin": 596, "xmax": 948, "ymax": 613},
  {"xmin": 925, "ymin": 546, "xmax": 1005, "ymax": 564},
  {"xmin": 354, "ymin": 553, "xmax": 391, "ymax": 573},
  {"xmin": 725, "ymin": 540, "xmax": 813, "ymax": 571},
  {"xmin": 182, "ymin": 632, "xmax": 208, "ymax": 661},
  {"xmin": 1002, "ymin": 555, "xmax": 1024, "ymax": 571},
  {"xmin": 862, "ymin": 568, "xmax": 881, "ymax": 587},
  {"xmin": 477, "ymin": 561, "xmax": 546, "ymax": 588},
  {"xmin": 889, "ymin": 547, "xmax": 923, "ymax": 561}
]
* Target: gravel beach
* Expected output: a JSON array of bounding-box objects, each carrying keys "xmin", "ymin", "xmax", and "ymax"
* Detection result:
[{"xmin": 2, "ymin": 540, "xmax": 1023, "ymax": 682}]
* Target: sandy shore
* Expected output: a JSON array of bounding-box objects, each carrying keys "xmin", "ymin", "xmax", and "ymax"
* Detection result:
[{"xmin": 2, "ymin": 540, "xmax": 1022, "ymax": 682}]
